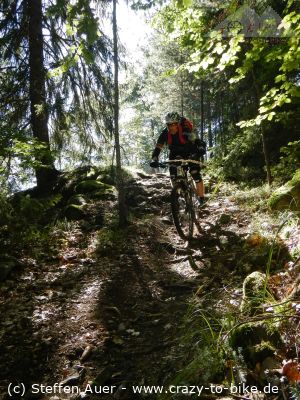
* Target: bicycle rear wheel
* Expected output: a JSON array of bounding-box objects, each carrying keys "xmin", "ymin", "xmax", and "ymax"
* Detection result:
[
  {"xmin": 190, "ymin": 184, "xmax": 203, "ymax": 233},
  {"xmin": 171, "ymin": 183, "xmax": 194, "ymax": 240}
]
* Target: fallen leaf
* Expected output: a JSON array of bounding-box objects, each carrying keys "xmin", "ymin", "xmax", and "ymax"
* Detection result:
[
  {"xmin": 246, "ymin": 233, "xmax": 265, "ymax": 247},
  {"xmin": 282, "ymin": 360, "xmax": 300, "ymax": 383}
]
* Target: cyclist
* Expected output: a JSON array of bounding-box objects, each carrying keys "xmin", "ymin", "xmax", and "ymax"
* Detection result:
[{"xmin": 150, "ymin": 112, "xmax": 206, "ymax": 205}]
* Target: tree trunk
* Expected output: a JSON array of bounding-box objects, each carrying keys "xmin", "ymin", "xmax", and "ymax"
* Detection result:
[
  {"xmin": 112, "ymin": 0, "xmax": 127, "ymax": 226},
  {"xmin": 218, "ymin": 92, "xmax": 224, "ymax": 152},
  {"xmin": 28, "ymin": 0, "xmax": 56, "ymax": 189},
  {"xmin": 207, "ymin": 94, "xmax": 213, "ymax": 148},
  {"xmin": 261, "ymin": 129, "xmax": 272, "ymax": 185},
  {"xmin": 251, "ymin": 69, "xmax": 272, "ymax": 185},
  {"xmin": 150, "ymin": 119, "xmax": 156, "ymax": 146},
  {"xmin": 200, "ymin": 80, "xmax": 204, "ymax": 141}
]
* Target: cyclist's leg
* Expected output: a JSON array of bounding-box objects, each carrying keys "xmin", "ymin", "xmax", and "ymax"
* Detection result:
[
  {"xmin": 169, "ymin": 152, "xmax": 177, "ymax": 187},
  {"xmin": 189, "ymin": 159, "xmax": 205, "ymax": 201}
]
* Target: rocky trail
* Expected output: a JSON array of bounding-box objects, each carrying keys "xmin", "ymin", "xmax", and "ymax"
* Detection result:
[{"xmin": 0, "ymin": 171, "xmax": 298, "ymax": 400}]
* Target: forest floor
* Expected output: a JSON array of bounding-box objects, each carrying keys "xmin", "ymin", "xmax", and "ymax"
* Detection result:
[{"xmin": 0, "ymin": 170, "xmax": 299, "ymax": 400}]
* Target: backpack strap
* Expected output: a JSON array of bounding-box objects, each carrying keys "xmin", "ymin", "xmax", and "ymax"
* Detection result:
[
  {"xmin": 167, "ymin": 124, "xmax": 187, "ymax": 145},
  {"xmin": 181, "ymin": 117, "xmax": 193, "ymax": 132}
]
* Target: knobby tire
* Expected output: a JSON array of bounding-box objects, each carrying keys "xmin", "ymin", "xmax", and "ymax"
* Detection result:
[{"xmin": 171, "ymin": 183, "xmax": 194, "ymax": 241}]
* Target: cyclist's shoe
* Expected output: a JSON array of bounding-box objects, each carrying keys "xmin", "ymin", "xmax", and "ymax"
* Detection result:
[
  {"xmin": 197, "ymin": 197, "xmax": 206, "ymax": 207},
  {"xmin": 150, "ymin": 159, "xmax": 159, "ymax": 168}
]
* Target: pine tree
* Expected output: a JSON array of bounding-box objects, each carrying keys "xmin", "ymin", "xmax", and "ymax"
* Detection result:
[{"xmin": 0, "ymin": 0, "xmax": 114, "ymax": 190}]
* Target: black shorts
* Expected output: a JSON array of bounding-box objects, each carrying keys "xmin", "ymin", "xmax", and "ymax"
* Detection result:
[{"xmin": 169, "ymin": 151, "xmax": 202, "ymax": 183}]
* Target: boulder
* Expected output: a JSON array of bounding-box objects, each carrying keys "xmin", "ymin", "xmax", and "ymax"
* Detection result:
[
  {"xmin": 230, "ymin": 322, "xmax": 282, "ymax": 367},
  {"xmin": 67, "ymin": 194, "xmax": 87, "ymax": 206},
  {"xmin": 64, "ymin": 204, "xmax": 86, "ymax": 220},
  {"xmin": 76, "ymin": 179, "xmax": 113, "ymax": 195},
  {"xmin": 269, "ymin": 169, "xmax": 300, "ymax": 210}
]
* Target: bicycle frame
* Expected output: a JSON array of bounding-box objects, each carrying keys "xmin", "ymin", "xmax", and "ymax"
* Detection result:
[{"xmin": 156, "ymin": 159, "xmax": 203, "ymax": 240}]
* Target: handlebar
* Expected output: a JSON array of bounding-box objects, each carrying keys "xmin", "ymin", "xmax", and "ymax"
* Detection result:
[{"xmin": 153, "ymin": 159, "xmax": 206, "ymax": 168}]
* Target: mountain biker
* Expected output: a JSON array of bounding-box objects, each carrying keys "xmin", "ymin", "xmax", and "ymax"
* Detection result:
[{"xmin": 150, "ymin": 112, "xmax": 206, "ymax": 205}]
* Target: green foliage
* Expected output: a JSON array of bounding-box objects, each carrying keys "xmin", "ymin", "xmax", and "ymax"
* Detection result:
[
  {"xmin": 48, "ymin": 0, "xmax": 100, "ymax": 78},
  {"xmin": 271, "ymin": 140, "xmax": 300, "ymax": 182},
  {"xmin": 219, "ymin": 127, "xmax": 265, "ymax": 182},
  {"xmin": 161, "ymin": 298, "xmax": 228, "ymax": 394},
  {"xmin": 0, "ymin": 191, "xmax": 63, "ymax": 257},
  {"xmin": 0, "ymin": 0, "xmax": 114, "ymax": 184},
  {"xmin": 0, "ymin": 192, "xmax": 13, "ymax": 227},
  {"xmin": 75, "ymin": 179, "xmax": 114, "ymax": 194},
  {"xmin": 149, "ymin": 0, "xmax": 300, "ymax": 183},
  {"xmin": 268, "ymin": 169, "xmax": 300, "ymax": 211},
  {"xmin": 94, "ymin": 225, "xmax": 126, "ymax": 256},
  {"xmin": 14, "ymin": 194, "xmax": 62, "ymax": 224}
]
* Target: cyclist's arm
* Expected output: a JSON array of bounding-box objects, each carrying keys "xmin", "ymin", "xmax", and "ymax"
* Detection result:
[{"xmin": 151, "ymin": 129, "xmax": 167, "ymax": 159}]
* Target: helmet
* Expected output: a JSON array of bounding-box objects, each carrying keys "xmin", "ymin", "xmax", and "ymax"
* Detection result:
[{"xmin": 165, "ymin": 112, "xmax": 180, "ymax": 124}]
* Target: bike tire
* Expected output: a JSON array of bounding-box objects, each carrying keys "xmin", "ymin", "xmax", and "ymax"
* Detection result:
[
  {"xmin": 190, "ymin": 185, "xmax": 203, "ymax": 233},
  {"xmin": 171, "ymin": 183, "xmax": 194, "ymax": 240}
]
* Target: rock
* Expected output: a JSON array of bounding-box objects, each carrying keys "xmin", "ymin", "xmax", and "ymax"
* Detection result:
[
  {"xmin": 135, "ymin": 195, "xmax": 148, "ymax": 204},
  {"xmin": 219, "ymin": 213, "xmax": 231, "ymax": 225},
  {"xmin": 92, "ymin": 188, "xmax": 116, "ymax": 200},
  {"xmin": 67, "ymin": 194, "xmax": 88, "ymax": 206},
  {"xmin": 240, "ymin": 271, "xmax": 267, "ymax": 315},
  {"xmin": 80, "ymin": 345, "xmax": 94, "ymax": 362},
  {"xmin": 151, "ymin": 181, "xmax": 169, "ymax": 190},
  {"xmin": 269, "ymin": 169, "xmax": 300, "ymax": 210},
  {"xmin": 136, "ymin": 172, "xmax": 153, "ymax": 179},
  {"xmin": 161, "ymin": 216, "xmax": 173, "ymax": 225},
  {"xmin": 260, "ymin": 356, "xmax": 281, "ymax": 379},
  {"xmin": 60, "ymin": 373, "xmax": 81, "ymax": 386},
  {"xmin": 156, "ymin": 240, "xmax": 176, "ymax": 254},
  {"xmin": 76, "ymin": 179, "xmax": 114, "ymax": 196},
  {"xmin": 64, "ymin": 204, "xmax": 86, "ymax": 220},
  {"xmin": 230, "ymin": 323, "xmax": 282, "ymax": 367}
]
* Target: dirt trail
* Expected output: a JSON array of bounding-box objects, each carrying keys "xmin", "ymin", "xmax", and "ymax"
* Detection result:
[{"xmin": 0, "ymin": 172, "xmax": 253, "ymax": 400}]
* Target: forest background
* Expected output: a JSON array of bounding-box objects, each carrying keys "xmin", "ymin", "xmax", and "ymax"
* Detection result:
[{"xmin": 0, "ymin": 0, "xmax": 299, "ymax": 195}]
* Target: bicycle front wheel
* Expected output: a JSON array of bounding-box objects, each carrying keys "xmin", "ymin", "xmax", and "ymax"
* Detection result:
[{"xmin": 171, "ymin": 183, "xmax": 194, "ymax": 240}]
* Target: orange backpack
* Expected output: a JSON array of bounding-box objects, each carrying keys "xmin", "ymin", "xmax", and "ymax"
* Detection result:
[{"xmin": 167, "ymin": 118, "xmax": 193, "ymax": 145}]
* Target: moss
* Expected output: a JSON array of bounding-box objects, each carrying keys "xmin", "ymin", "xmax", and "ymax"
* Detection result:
[
  {"xmin": 76, "ymin": 179, "xmax": 113, "ymax": 195},
  {"xmin": 67, "ymin": 194, "xmax": 87, "ymax": 206},
  {"xmin": 64, "ymin": 204, "xmax": 86, "ymax": 220},
  {"xmin": 94, "ymin": 226, "xmax": 125, "ymax": 256},
  {"xmin": 229, "ymin": 322, "xmax": 282, "ymax": 367},
  {"xmin": 252, "ymin": 341, "xmax": 276, "ymax": 363},
  {"xmin": 91, "ymin": 187, "xmax": 116, "ymax": 200},
  {"xmin": 240, "ymin": 271, "xmax": 267, "ymax": 315},
  {"xmin": 269, "ymin": 169, "xmax": 300, "ymax": 210},
  {"xmin": 219, "ymin": 213, "xmax": 231, "ymax": 225}
]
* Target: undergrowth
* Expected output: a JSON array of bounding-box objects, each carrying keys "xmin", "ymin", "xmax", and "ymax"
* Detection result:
[{"xmin": 161, "ymin": 183, "xmax": 300, "ymax": 397}]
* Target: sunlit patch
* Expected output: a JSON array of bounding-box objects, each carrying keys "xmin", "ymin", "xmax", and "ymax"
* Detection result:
[{"xmin": 168, "ymin": 260, "xmax": 199, "ymax": 278}]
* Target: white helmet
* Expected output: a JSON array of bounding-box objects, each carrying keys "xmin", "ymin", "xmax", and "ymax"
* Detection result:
[{"xmin": 165, "ymin": 112, "xmax": 180, "ymax": 124}]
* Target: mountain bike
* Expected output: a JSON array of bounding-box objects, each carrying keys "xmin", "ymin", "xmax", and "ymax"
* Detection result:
[{"xmin": 155, "ymin": 159, "xmax": 204, "ymax": 241}]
